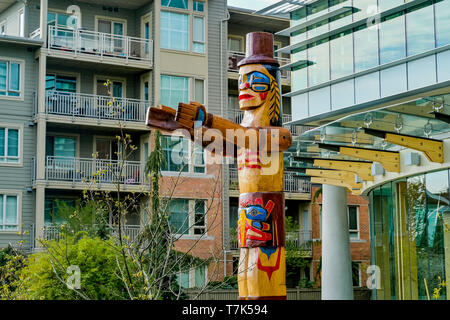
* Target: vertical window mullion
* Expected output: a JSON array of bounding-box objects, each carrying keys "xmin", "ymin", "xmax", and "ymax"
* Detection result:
[{"xmin": 4, "ymin": 128, "xmax": 8, "ymax": 160}]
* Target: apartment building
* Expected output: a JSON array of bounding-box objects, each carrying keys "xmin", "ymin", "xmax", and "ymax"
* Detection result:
[
  {"xmin": 260, "ymin": 0, "xmax": 450, "ymax": 300},
  {"xmin": 0, "ymin": 0, "xmax": 229, "ymax": 289}
]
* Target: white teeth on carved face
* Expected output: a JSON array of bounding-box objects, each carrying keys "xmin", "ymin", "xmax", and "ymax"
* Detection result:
[{"xmin": 246, "ymin": 229, "xmax": 262, "ymax": 238}]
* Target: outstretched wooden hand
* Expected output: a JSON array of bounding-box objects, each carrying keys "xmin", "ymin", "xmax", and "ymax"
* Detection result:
[{"xmin": 146, "ymin": 102, "xmax": 209, "ymax": 131}]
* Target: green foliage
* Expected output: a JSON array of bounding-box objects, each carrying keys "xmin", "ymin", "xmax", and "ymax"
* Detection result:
[
  {"xmin": 285, "ymin": 216, "xmax": 300, "ymax": 233},
  {"xmin": 298, "ymin": 278, "xmax": 315, "ymax": 289},
  {"xmin": 0, "ymin": 246, "xmax": 27, "ymax": 299},
  {"xmin": 14, "ymin": 235, "xmax": 127, "ymax": 300},
  {"xmin": 208, "ymin": 275, "xmax": 238, "ymax": 290}
]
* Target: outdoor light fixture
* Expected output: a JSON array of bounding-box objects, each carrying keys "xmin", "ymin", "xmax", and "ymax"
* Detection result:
[
  {"xmin": 371, "ymin": 162, "xmax": 385, "ymax": 176},
  {"xmin": 404, "ymin": 152, "xmax": 421, "ymax": 166}
]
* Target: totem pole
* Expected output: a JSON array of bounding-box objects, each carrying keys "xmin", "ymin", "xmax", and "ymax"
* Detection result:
[{"xmin": 146, "ymin": 32, "xmax": 291, "ymax": 300}]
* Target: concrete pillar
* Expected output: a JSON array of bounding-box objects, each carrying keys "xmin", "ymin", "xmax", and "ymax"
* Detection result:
[
  {"xmin": 40, "ymin": 0, "xmax": 48, "ymax": 47},
  {"xmin": 321, "ymin": 184, "xmax": 354, "ymax": 300},
  {"xmin": 35, "ymin": 185, "xmax": 45, "ymax": 243}
]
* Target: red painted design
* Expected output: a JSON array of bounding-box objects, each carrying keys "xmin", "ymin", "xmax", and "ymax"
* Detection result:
[
  {"xmin": 259, "ymin": 92, "xmax": 268, "ymax": 100},
  {"xmin": 257, "ymin": 248, "xmax": 282, "ymax": 280}
]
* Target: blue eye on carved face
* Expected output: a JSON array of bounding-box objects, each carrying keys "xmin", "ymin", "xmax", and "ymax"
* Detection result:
[{"xmin": 249, "ymin": 72, "xmax": 270, "ymax": 92}]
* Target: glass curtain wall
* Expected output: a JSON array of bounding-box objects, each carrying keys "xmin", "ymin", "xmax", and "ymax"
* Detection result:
[{"xmin": 369, "ymin": 169, "xmax": 450, "ymax": 300}]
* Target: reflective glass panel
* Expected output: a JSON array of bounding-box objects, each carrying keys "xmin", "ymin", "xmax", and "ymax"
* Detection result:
[
  {"xmin": 435, "ymin": 0, "xmax": 450, "ymax": 47},
  {"xmin": 161, "ymin": 11, "xmax": 189, "ymax": 51},
  {"xmin": 379, "ymin": 13, "xmax": 406, "ymax": 64},
  {"xmin": 406, "ymin": 3, "xmax": 435, "ymax": 56},
  {"xmin": 308, "ymin": 40, "xmax": 329, "ymax": 86},
  {"xmin": 161, "ymin": 0, "xmax": 188, "ymax": 10},
  {"xmin": 169, "ymin": 198, "xmax": 189, "ymax": 234},
  {"xmin": 330, "ymin": 31, "xmax": 353, "ymax": 79}
]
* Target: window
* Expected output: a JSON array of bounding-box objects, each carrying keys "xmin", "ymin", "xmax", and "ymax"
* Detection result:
[
  {"xmin": 348, "ymin": 206, "xmax": 359, "ymax": 239},
  {"xmin": 354, "ymin": 24, "xmax": 379, "ymax": 72},
  {"xmin": 0, "ymin": 128, "xmax": 19, "ymax": 164},
  {"xmin": 0, "ymin": 60, "xmax": 22, "ymax": 97},
  {"xmin": 161, "ymin": 11, "xmax": 189, "ymax": 51},
  {"xmin": 406, "ymin": 3, "xmax": 435, "ymax": 56},
  {"xmin": 161, "ymin": 135, "xmax": 189, "ymax": 172},
  {"xmin": 194, "ymin": 265, "xmax": 206, "ymax": 287},
  {"xmin": 379, "ymin": 13, "xmax": 406, "ymax": 64},
  {"xmin": 194, "ymin": 78, "xmax": 205, "ymax": 104},
  {"xmin": 228, "ymin": 37, "xmax": 242, "ymax": 52},
  {"xmin": 177, "ymin": 266, "xmax": 206, "ymax": 289},
  {"xmin": 161, "ymin": 74, "xmax": 189, "ymax": 108},
  {"xmin": 46, "ymin": 136, "xmax": 76, "ymax": 161},
  {"xmin": 94, "ymin": 137, "xmax": 118, "ymax": 160},
  {"xmin": 352, "ymin": 262, "xmax": 361, "ymax": 287},
  {"xmin": 47, "ymin": 11, "xmax": 78, "ymax": 28},
  {"xmin": 0, "ymin": 21, "xmax": 6, "ymax": 36},
  {"xmin": 169, "ymin": 198, "xmax": 190, "ymax": 234},
  {"xmin": 162, "ymin": 0, "xmax": 189, "ymax": 9},
  {"xmin": 193, "ymin": 16, "xmax": 205, "ymax": 53},
  {"xmin": 436, "ymin": 0, "xmax": 450, "ymax": 47},
  {"xmin": 18, "ymin": 9, "xmax": 24, "ymax": 37},
  {"xmin": 193, "ymin": 200, "xmax": 206, "ymax": 235},
  {"xmin": 0, "ymin": 194, "xmax": 18, "ymax": 231},
  {"xmin": 169, "ymin": 199, "xmax": 207, "ymax": 236},
  {"xmin": 45, "ymin": 199, "xmax": 75, "ymax": 225},
  {"xmin": 96, "ymin": 78, "xmax": 123, "ymax": 98},
  {"xmin": 46, "ymin": 74, "xmax": 77, "ymax": 93},
  {"xmin": 308, "ymin": 40, "xmax": 329, "ymax": 86},
  {"xmin": 193, "ymin": 1, "xmax": 204, "ymax": 12},
  {"xmin": 161, "ymin": 135, "xmax": 205, "ymax": 174},
  {"xmin": 330, "ymin": 31, "xmax": 353, "ymax": 79}
]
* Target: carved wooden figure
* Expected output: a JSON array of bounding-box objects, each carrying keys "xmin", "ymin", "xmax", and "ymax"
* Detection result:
[{"xmin": 146, "ymin": 32, "xmax": 291, "ymax": 300}]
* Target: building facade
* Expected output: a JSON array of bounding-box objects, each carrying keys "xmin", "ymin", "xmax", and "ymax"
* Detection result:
[
  {"xmin": 0, "ymin": 0, "xmax": 229, "ymax": 289},
  {"xmin": 259, "ymin": 0, "xmax": 450, "ymax": 299}
]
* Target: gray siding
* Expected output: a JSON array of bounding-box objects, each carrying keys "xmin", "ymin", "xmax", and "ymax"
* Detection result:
[
  {"xmin": 0, "ymin": 44, "xmax": 38, "ymax": 247},
  {"xmin": 0, "ymin": 1, "xmax": 25, "ymax": 37}
]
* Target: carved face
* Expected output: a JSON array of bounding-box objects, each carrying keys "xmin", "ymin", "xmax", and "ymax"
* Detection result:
[{"xmin": 238, "ymin": 64, "xmax": 281, "ymax": 126}]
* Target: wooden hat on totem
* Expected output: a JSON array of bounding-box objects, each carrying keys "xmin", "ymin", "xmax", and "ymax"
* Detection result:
[{"xmin": 237, "ymin": 32, "xmax": 280, "ymax": 68}]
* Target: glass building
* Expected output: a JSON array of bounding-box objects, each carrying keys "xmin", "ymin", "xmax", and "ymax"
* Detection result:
[{"xmin": 259, "ymin": 0, "xmax": 450, "ymax": 299}]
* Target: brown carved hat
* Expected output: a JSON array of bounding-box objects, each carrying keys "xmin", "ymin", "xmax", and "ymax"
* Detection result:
[{"xmin": 237, "ymin": 32, "xmax": 280, "ymax": 68}]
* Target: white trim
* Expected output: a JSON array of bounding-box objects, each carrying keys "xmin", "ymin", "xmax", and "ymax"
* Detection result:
[
  {"xmin": 18, "ymin": 8, "xmax": 24, "ymax": 37},
  {"xmin": 0, "ymin": 123, "xmax": 23, "ymax": 167},
  {"xmin": 0, "ymin": 20, "xmax": 6, "ymax": 36},
  {"xmin": 45, "ymin": 70, "xmax": 81, "ymax": 94},
  {"xmin": 0, "ymin": 190, "xmax": 22, "ymax": 233}
]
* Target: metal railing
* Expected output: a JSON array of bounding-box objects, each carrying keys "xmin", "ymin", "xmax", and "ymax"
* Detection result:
[
  {"xmin": 228, "ymin": 51, "xmax": 291, "ymax": 80},
  {"xmin": 43, "ymin": 224, "xmax": 141, "ymax": 243},
  {"xmin": 45, "ymin": 91, "xmax": 147, "ymax": 122},
  {"xmin": 229, "ymin": 168, "xmax": 311, "ymax": 194},
  {"xmin": 29, "ymin": 28, "xmax": 41, "ymax": 39},
  {"xmin": 45, "ymin": 156, "xmax": 143, "ymax": 185},
  {"xmin": 227, "ymin": 111, "xmax": 310, "ymax": 136},
  {"xmin": 229, "ymin": 229, "xmax": 312, "ymax": 253},
  {"xmin": 48, "ymin": 26, "xmax": 153, "ymax": 64}
]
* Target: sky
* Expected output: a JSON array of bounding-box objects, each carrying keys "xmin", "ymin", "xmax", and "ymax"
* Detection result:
[{"xmin": 227, "ymin": 0, "xmax": 281, "ymax": 11}]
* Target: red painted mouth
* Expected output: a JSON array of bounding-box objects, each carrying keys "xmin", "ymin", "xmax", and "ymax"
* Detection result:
[{"xmin": 239, "ymin": 94, "xmax": 255, "ymax": 101}]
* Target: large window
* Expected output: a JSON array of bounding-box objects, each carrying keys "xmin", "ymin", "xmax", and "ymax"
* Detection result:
[
  {"xmin": 0, "ymin": 60, "xmax": 21, "ymax": 98},
  {"xmin": 330, "ymin": 31, "xmax": 353, "ymax": 80},
  {"xmin": 193, "ymin": 16, "xmax": 205, "ymax": 53},
  {"xmin": 162, "ymin": 0, "xmax": 189, "ymax": 9},
  {"xmin": 0, "ymin": 194, "xmax": 18, "ymax": 231},
  {"xmin": 0, "ymin": 128, "xmax": 19, "ymax": 164},
  {"xmin": 45, "ymin": 199, "xmax": 75, "ymax": 225},
  {"xmin": 406, "ymin": 3, "xmax": 435, "ymax": 56},
  {"xmin": 308, "ymin": 40, "xmax": 329, "ymax": 86},
  {"xmin": 161, "ymin": 11, "xmax": 189, "ymax": 51},
  {"xmin": 46, "ymin": 136, "xmax": 76, "ymax": 159},
  {"xmin": 161, "ymin": 74, "xmax": 189, "ymax": 108},
  {"xmin": 354, "ymin": 25, "xmax": 379, "ymax": 72}
]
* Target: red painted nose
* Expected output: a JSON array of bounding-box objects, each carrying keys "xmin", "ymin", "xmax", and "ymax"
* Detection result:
[{"xmin": 243, "ymin": 82, "xmax": 250, "ymax": 89}]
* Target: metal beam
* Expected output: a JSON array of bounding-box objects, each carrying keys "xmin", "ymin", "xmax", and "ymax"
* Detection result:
[
  {"xmin": 294, "ymin": 157, "xmax": 374, "ymax": 181},
  {"xmin": 364, "ymin": 128, "xmax": 444, "ymax": 163},
  {"xmin": 430, "ymin": 111, "xmax": 450, "ymax": 124},
  {"xmin": 318, "ymin": 143, "xmax": 401, "ymax": 173}
]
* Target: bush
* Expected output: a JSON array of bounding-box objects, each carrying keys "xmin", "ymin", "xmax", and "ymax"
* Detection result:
[
  {"xmin": 14, "ymin": 235, "xmax": 127, "ymax": 300},
  {"xmin": 0, "ymin": 246, "xmax": 27, "ymax": 299}
]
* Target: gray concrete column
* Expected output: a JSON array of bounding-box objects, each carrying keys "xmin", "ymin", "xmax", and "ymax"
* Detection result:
[{"xmin": 321, "ymin": 184, "xmax": 354, "ymax": 300}]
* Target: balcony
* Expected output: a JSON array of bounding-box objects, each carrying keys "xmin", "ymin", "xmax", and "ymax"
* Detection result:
[
  {"xmin": 43, "ymin": 224, "xmax": 141, "ymax": 243},
  {"xmin": 42, "ymin": 156, "xmax": 144, "ymax": 188},
  {"xmin": 228, "ymin": 111, "xmax": 311, "ymax": 136},
  {"xmin": 45, "ymin": 91, "xmax": 148, "ymax": 124},
  {"xmin": 228, "ymin": 51, "xmax": 290, "ymax": 81},
  {"xmin": 229, "ymin": 168, "xmax": 311, "ymax": 195},
  {"xmin": 47, "ymin": 26, "xmax": 153, "ymax": 68},
  {"xmin": 229, "ymin": 229, "xmax": 312, "ymax": 255}
]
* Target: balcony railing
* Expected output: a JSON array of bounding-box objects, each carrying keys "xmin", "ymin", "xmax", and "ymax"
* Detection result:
[
  {"xmin": 48, "ymin": 26, "xmax": 153, "ymax": 65},
  {"xmin": 229, "ymin": 229, "xmax": 312, "ymax": 253},
  {"xmin": 43, "ymin": 224, "xmax": 141, "ymax": 243},
  {"xmin": 45, "ymin": 91, "xmax": 147, "ymax": 122},
  {"xmin": 228, "ymin": 51, "xmax": 290, "ymax": 80},
  {"xmin": 45, "ymin": 156, "xmax": 143, "ymax": 185},
  {"xmin": 29, "ymin": 28, "xmax": 41, "ymax": 39},
  {"xmin": 229, "ymin": 168, "xmax": 311, "ymax": 194},
  {"xmin": 227, "ymin": 111, "xmax": 310, "ymax": 136}
]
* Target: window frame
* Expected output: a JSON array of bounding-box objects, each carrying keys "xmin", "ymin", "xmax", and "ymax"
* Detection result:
[
  {"xmin": 169, "ymin": 198, "xmax": 208, "ymax": 237},
  {"xmin": 348, "ymin": 205, "xmax": 360, "ymax": 240},
  {"xmin": 160, "ymin": 0, "xmax": 207, "ymax": 54},
  {"xmin": 351, "ymin": 261, "xmax": 362, "ymax": 287},
  {"xmin": 160, "ymin": 134, "xmax": 206, "ymax": 175},
  {"xmin": 18, "ymin": 8, "xmax": 24, "ymax": 37},
  {"xmin": 0, "ymin": 20, "xmax": 6, "ymax": 36},
  {"xmin": 0, "ymin": 123, "xmax": 23, "ymax": 167},
  {"xmin": 93, "ymin": 75, "xmax": 127, "ymax": 98},
  {"xmin": 0, "ymin": 58, "xmax": 25, "ymax": 101},
  {"xmin": 0, "ymin": 190, "xmax": 22, "ymax": 233},
  {"xmin": 48, "ymin": 8, "xmax": 82, "ymax": 29},
  {"xmin": 192, "ymin": 15, "xmax": 205, "ymax": 54}
]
